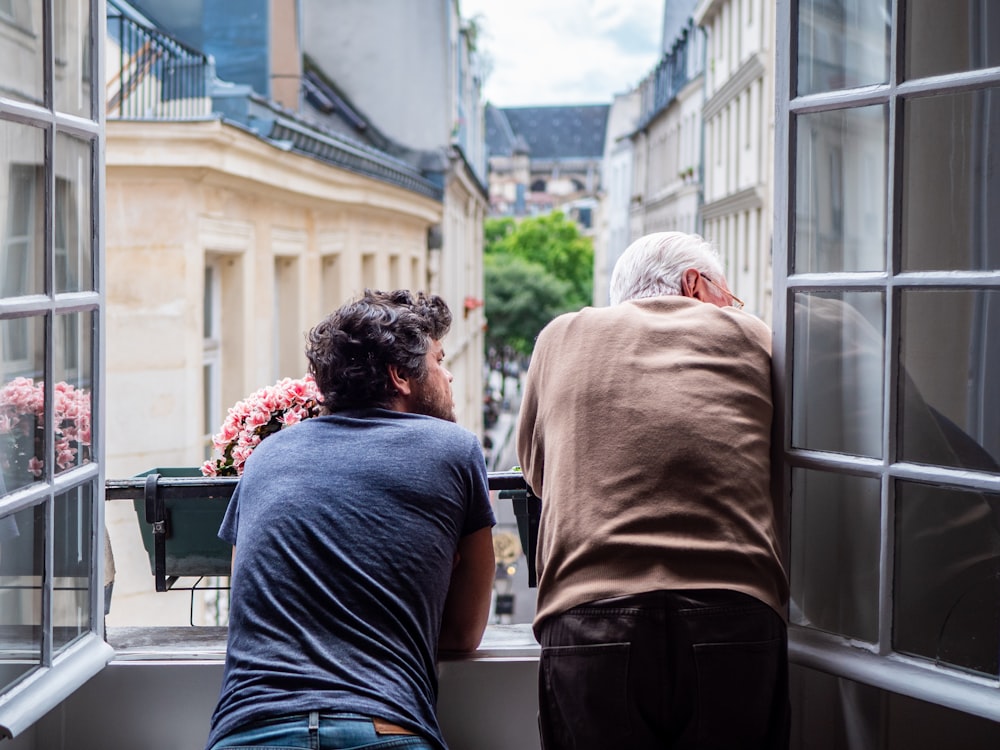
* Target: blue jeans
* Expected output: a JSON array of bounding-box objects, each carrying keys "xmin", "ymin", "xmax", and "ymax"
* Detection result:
[
  {"xmin": 209, "ymin": 712, "xmax": 436, "ymax": 750},
  {"xmin": 537, "ymin": 589, "xmax": 790, "ymax": 750}
]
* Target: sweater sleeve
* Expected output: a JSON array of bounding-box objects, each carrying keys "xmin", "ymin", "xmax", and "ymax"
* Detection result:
[{"xmin": 516, "ymin": 323, "xmax": 553, "ymax": 498}]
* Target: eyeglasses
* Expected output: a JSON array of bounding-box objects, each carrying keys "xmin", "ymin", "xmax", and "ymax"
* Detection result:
[{"xmin": 702, "ymin": 275, "xmax": 745, "ymax": 310}]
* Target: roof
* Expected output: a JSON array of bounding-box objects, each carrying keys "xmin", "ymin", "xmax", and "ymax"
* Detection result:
[{"xmin": 486, "ymin": 104, "xmax": 610, "ymax": 161}]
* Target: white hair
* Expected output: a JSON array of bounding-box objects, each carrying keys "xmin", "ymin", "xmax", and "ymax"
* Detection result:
[{"xmin": 609, "ymin": 231, "xmax": 725, "ymax": 305}]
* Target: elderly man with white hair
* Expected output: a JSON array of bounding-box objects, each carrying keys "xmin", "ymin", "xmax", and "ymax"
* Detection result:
[{"xmin": 517, "ymin": 231, "xmax": 789, "ymax": 750}]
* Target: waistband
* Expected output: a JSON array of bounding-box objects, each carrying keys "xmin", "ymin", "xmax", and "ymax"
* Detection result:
[{"xmin": 312, "ymin": 712, "xmax": 415, "ymax": 736}]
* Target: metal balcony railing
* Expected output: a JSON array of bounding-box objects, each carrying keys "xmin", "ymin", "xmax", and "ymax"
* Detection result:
[
  {"xmin": 106, "ymin": 0, "xmax": 211, "ymax": 120},
  {"xmin": 637, "ymin": 20, "xmax": 704, "ymax": 130},
  {"xmin": 105, "ymin": 471, "xmax": 538, "ymax": 593}
]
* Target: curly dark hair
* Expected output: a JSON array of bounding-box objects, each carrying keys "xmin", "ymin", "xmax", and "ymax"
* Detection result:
[{"xmin": 306, "ymin": 289, "xmax": 453, "ymax": 412}]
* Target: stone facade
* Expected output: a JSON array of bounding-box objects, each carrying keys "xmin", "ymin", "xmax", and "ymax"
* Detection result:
[{"xmin": 695, "ymin": 0, "xmax": 774, "ymax": 322}]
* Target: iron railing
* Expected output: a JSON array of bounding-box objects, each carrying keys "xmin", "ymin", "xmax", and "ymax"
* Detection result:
[
  {"xmin": 637, "ymin": 20, "xmax": 705, "ymax": 130},
  {"xmin": 105, "ymin": 471, "xmax": 537, "ymax": 593},
  {"xmin": 106, "ymin": 0, "xmax": 211, "ymax": 120}
]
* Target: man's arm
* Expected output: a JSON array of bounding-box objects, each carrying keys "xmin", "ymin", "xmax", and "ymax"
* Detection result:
[{"xmin": 438, "ymin": 526, "xmax": 495, "ymax": 654}]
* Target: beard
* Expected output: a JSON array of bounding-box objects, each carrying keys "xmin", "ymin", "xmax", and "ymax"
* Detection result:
[{"xmin": 412, "ymin": 378, "xmax": 457, "ymax": 423}]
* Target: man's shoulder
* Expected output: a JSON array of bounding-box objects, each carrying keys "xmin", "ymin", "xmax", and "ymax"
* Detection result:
[
  {"xmin": 408, "ymin": 413, "xmax": 477, "ymax": 439},
  {"xmin": 538, "ymin": 305, "xmax": 619, "ymax": 339}
]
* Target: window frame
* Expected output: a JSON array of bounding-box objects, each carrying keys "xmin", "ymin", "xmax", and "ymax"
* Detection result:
[
  {"xmin": 0, "ymin": 0, "xmax": 112, "ymax": 739},
  {"xmin": 774, "ymin": 0, "xmax": 1000, "ymax": 722}
]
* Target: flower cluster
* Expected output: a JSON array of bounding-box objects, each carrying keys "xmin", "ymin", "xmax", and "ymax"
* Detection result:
[
  {"xmin": 0, "ymin": 377, "xmax": 92, "ymax": 481},
  {"xmin": 201, "ymin": 375, "xmax": 324, "ymax": 477}
]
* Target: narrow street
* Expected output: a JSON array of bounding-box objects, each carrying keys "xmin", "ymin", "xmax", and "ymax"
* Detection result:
[{"xmin": 484, "ymin": 367, "xmax": 537, "ymax": 625}]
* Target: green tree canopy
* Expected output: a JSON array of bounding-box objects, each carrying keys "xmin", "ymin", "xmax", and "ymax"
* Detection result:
[
  {"xmin": 484, "ymin": 212, "xmax": 593, "ymax": 310},
  {"xmin": 484, "ymin": 254, "xmax": 571, "ymax": 358}
]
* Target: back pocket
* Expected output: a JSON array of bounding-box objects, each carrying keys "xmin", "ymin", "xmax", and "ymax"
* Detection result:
[
  {"xmin": 692, "ymin": 638, "xmax": 782, "ymax": 750},
  {"xmin": 540, "ymin": 642, "xmax": 631, "ymax": 750}
]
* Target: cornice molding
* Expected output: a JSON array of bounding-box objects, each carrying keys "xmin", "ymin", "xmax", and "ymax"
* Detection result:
[
  {"xmin": 106, "ymin": 120, "xmax": 442, "ymax": 224},
  {"xmin": 694, "ymin": 0, "xmax": 726, "ymax": 25},
  {"xmin": 700, "ymin": 185, "xmax": 764, "ymax": 220},
  {"xmin": 703, "ymin": 52, "xmax": 767, "ymax": 120}
]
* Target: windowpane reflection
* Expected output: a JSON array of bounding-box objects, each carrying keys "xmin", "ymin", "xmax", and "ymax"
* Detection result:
[
  {"xmin": 901, "ymin": 88, "xmax": 1000, "ymax": 271},
  {"xmin": 52, "ymin": 311, "xmax": 93, "ymax": 476},
  {"xmin": 0, "ymin": 0, "xmax": 45, "ymax": 106},
  {"xmin": 53, "ymin": 0, "xmax": 93, "ymax": 117},
  {"xmin": 55, "ymin": 134, "xmax": 94, "ymax": 293},
  {"xmin": 1, "ymin": 122, "xmax": 45, "ymax": 298},
  {"xmin": 0, "ymin": 504, "xmax": 44, "ymax": 691},
  {"xmin": 53, "ymin": 484, "xmax": 92, "ymax": 652},
  {"xmin": 795, "ymin": 106, "xmax": 886, "ymax": 273},
  {"xmin": 792, "ymin": 292, "xmax": 885, "ymax": 458},
  {"xmin": 905, "ymin": 0, "xmax": 1000, "ymax": 79},
  {"xmin": 1, "ymin": 316, "xmax": 47, "ymax": 493},
  {"xmin": 899, "ymin": 290, "xmax": 1000, "ymax": 472},
  {"xmin": 791, "ymin": 469, "xmax": 880, "ymax": 642},
  {"xmin": 894, "ymin": 481, "xmax": 1000, "ymax": 677},
  {"xmin": 797, "ymin": 0, "xmax": 890, "ymax": 96}
]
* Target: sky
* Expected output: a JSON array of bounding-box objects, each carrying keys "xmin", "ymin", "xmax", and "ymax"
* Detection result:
[{"xmin": 459, "ymin": 0, "xmax": 665, "ymax": 108}]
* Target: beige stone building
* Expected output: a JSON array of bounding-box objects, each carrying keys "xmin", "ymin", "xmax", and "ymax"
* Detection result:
[
  {"xmin": 105, "ymin": 120, "xmax": 445, "ymax": 475},
  {"xmin": 102, "ymin": 0, "xmax": 488, "ymax": 624},
  {"xmin": 695, "ymin": 0, "xmax": 774, "ymax": 322},
  {"xmin": 628, "ymin": 19, "xmax": 705, "ymax": 245}
]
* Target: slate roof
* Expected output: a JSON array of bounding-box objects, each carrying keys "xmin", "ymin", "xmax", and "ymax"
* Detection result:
[{"xmin": 486, "ymin": 104, "xmax": 610, "ymax": 161}]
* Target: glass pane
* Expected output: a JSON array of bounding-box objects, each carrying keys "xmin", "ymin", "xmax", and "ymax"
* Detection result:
[
  {"xmin": 52, "ymin": 483, "xmax": 92, "ymax": 652},
  {"xmin": 1, "ymin": 122, "xmax": 45, "ymax": 297},
  {"xmin": 901, "ymin": 88, "xmax": 1000, "ymax": 271},
  {"xmin": 0, "ymin": 504, "xmax": 44, "ymax": 690},
  {"xmin": 791, "ymin": 666, "xmax": 1000, "ymax": 748},
  {"xmin": 905, "ymin": 0, "xmax": 1000, "ymax": 79},
  {"xmin": 0, "ymin": 0, "xmax": 45, "ymax": 106},
  {"xmin": 792, "ymin": 292, "xmax": 885, "ymax": 457},
  {"xmin": 1, "ymin": 316, "xmax": 47, "ymax": 493},
  {"xmin": 794, "ymin": 106, "xmax": 886, "ymax": 273},
  {"xmin": 52, "ymin": 311, "xmax": 93, "ymax": 475},
  {"xmin": 54, "ymin": 133, "xmax": 94, "ymax": 293},
  {"xmin": 797, "ymin": 0, "xmax": 890, "ymax": 96},
  {"xmin": 790, "ymin": 469, "xmax": 880, "ymax": 642},
  {"xmin": 894, "ymin": 480, "xmax": 1000, "ymax": 677},
  {"xmin": 53, "ymin": 0, "xmax": 93, "ymax": 117},
  {"xmin": 899, "ymin": 290, "xmax": 1000, "ymax": 472}
]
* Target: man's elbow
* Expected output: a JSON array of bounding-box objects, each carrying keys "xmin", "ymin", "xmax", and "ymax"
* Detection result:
[{"xmin": 438, "ymin": 624, "xmax": 485, "ymax": 655}]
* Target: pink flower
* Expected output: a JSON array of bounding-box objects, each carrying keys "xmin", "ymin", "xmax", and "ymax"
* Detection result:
[
  {"xmin": 201, "ymin": 375, "xmax": 323, "ymax": 477},
  {"xmin": 1, "ymin": 378, "xmax": 90, "ymax": 478}
]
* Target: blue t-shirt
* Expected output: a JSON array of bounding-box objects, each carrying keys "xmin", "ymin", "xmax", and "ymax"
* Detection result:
[{"xmin": 206, "ymin": 409, "xmax": 495, "ymax": 750}]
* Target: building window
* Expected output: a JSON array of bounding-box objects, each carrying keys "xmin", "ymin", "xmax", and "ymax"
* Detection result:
[
  {"xmin": 273, "ymin": 256, "xmax": 301, "ymax": 379},
  {"xmin": 203, "ymin": 264, "xmax": 221, "ymax": 458},
  {"xmin": 777, "ymin": 0, "xmax": 1000, "ymax": 724}
]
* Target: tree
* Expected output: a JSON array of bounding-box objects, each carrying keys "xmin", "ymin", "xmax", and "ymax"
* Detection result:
[
  {"xmin": 485, "ymin": 254, "xmax": 571, "ymax": 355},
  {"xmin": 484, "ymin": 212, "xmax": 593, "ymax": 310},
  {"xmin": 482, "ymin": 211, "xmax": 594, "ymax": 405},
  {"xmin": 484, "ymin": 254, "xmax": 571, "ymax": 394}
]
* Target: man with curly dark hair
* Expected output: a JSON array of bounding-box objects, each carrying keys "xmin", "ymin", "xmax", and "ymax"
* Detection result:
[
  {"xmin": 207, "ymin": 289, "xmax": 496, "ymax": 750},
  {"xmin": 306, "ymin": 289, "xmax": 457, "ymax": 421}
]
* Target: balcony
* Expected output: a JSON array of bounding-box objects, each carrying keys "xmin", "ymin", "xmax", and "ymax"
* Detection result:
[{"xmin": 5, "ymin": 471, "xmax": 540, "ymax": 749}]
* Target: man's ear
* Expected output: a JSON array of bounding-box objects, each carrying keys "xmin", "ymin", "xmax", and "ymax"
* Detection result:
[
  {"xmin": 387, "ymin": 364, "xmax": 412, "ymax": 396},
  {"xmin": 680, "ymin": 268, "xmax": 702, "ymax": 299}
]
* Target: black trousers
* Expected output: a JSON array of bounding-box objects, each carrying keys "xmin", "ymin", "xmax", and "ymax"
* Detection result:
[{"xmin": 536, "ymin": 589, "xmax": 790, "ymax": 750}]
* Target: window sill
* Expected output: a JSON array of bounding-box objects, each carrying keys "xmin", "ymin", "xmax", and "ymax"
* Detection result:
[{"xmin": 106, "ymin": 623, "xmax": 540, "ymax": 663}]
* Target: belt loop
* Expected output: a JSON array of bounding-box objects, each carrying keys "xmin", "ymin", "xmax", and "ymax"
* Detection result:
[{"xmin": 308, "ymin": 711, "xmax": 320, "ymax": 750}]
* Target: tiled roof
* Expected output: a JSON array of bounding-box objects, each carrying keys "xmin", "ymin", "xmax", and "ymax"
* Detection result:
[{"xmin": 486, "ymin": 104, "xmax": 609, "ymax": 161}]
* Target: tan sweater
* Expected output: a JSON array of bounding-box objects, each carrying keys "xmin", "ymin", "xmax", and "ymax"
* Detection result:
[{"xmin": 517, "ymin": 296, "xmax": 788, "ymax": 631}]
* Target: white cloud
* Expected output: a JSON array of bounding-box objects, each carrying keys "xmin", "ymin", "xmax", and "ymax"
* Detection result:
[{"xmin": 461, "ymin": 0, "xmax": 663, "ymax": 107}]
